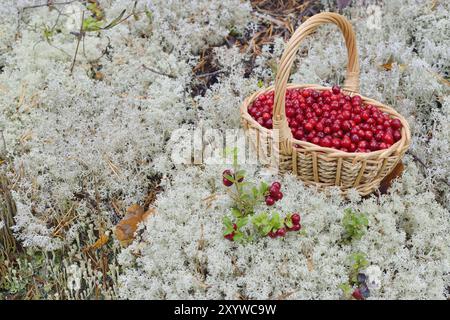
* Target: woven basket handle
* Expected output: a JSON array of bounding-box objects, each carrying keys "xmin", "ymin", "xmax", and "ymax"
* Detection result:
[{"xmin": 273, "ymin": 13, "xmax": 360, "ymax": 152}]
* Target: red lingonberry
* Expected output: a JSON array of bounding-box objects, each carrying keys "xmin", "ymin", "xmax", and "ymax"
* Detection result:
[
  {"xmin": 352, "ymin": 289, "xmax": 364, "ymax": 300},
  {"xmin": 276, "ymin": 192, "xmax": 283, "ymax": 201},
  {"xmin": 315, "ymin": 122, "xmax": 324, "ymax": 132},
  {"xmin": 291, "ymin": 213, "xmax": 301, "ymax": 225},
  {"xmin": 351, "ymin": 134, "xmax": 360, "ymax": 143},
  {"xmin": 265, "ymin": 196, "xmax": 275, "ymax": 206},
  {"xmin": 332, "ymin": 85, "xmax": 341, "ymax": 94},
  {"xmin": 311, "ymin": 136, "xmax": 320, "ymax": 145},
  {"xmin": 342, "ymin": 110, "xmax": 351, "ymax": 120},
  {"xmin": 331, "ymin": 123, "xmax": 341, "ymax": 133},
  {"xmin": 222, "ymin": 169, "xmax": 233, "ymax": 187},
  {"xmin": 262, "ymin": 112, "xmax": 271, "ymax": 121},
  {"xmin": 286, "ymin": 107, "xmax": 295, "ymax": 118},
  {"xmin": 342, "ymin": 120, "xmax": 352, "ymax": 132},
  {"xmin": 364, "ymin": 130, "xmax": 374, "ymax": 141},
  {"xmin": 361, "ymin": 112, "xmax": 370, "ymax": 121},
  {"xmin": 393, "ymin": 130, "xmax": 401, "ymax": 142},
  {"xmin": 271, "ymin": 182, "xmax": 281, "ymax": 190},
  {"xmin": 358, "ymin": 140, "xmax": 368, "ymax": 149},
  {"xmin": 268, "ymin": 231, "xmax": 277, "ymax": 238},
  {"xmin": 276, "ymin": 228, "xmax": 287, "ymax": 237},
  {"xmin": 349, "ymin": 143, "xmax": 357, "ymax": 152},
  {"xmin": 320, "ymin": 137, "xmax": 332, "ymax": 148},
  {"xmin": 294, "ymin": 129, "xmax": 304, "ymax": 140},
  {"xmin": 383, "ymin": 133, "xmax": 394, "ymax": 145},
  {"xmin": 224, "ymin": 232, "xmax": 235, "ymax": 241},
  {"xmin": 369, "ymin": 140, "xmax": 379, "ymax": 151},
  {"xmin": 341, "ymin": 136, "xmax": 351, "ymax": 149},
  {"xmin": 390, "ymin": 118, "xmax": 402, "ymax": 129},
  {"xmin": 332, "ymin": 138, "xmax": 341, "ymax": 149},
  {"xmin": 304, "ymin": 122, "xmax": 314, "ymax": 132}
]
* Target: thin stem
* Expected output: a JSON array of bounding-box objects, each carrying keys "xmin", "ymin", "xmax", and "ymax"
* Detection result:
[
  {"xmin": 21, "ymin": 0, "xmax": 84, "ymax": 10},
  {"xmin": 69, "ymin": 10, "xmax": 84, "ymax": 75},
  {"xmin": 142, "ymin": 64, "xmax": 176, "ymax": 79}
]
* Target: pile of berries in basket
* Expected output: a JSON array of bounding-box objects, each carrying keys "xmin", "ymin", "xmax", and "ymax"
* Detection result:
[{"xmin": 248, "ymin": 85, "xmax": 403, "ymax": 153}]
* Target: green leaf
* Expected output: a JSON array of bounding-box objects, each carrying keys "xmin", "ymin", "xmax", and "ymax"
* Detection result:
[
  {"xmin": 339, "ymin": 283, "xmax": 352, "ymax": 298},
  {"xmin": 224, "ymin": 174, "xmax": 235, "ymax": 183},
  {"xmin": 285, "ymin": 218, "xmax": 293, "ymax": 229},
  {"xmin": 43, "ymin": 26, "xmax": 53, "ymax": 42},
  {"xmin": 145, "ymin": 8, "xmax": 153, "ymax": 22},
  {"xmin": 82, "ymin": 16, "xmax": 104, "ymax": 32},
  {"xmin": 262, "ymin": 224, "xmax": 272, "ymax": 235},
  {"xmin": 237, "ymin": 216, "xmax": 249, "ymax": 228},
  {"xmin": 102, "ymin": 9, "xmax": 126, "ymax": 30},
  {"xmin": 223, "ymin": 216, "xmax": 232, "ymax": 228},
  {"xmin": 257, "ymin": 79, "xmax": 264, "ymax": 88},
  {"xmin": 223, "ymin": 227, "xmax": 233, "ymax": 236},
  {"xmin": 251, "ymin": 186, "xmax": 258, "ymax": 198},
  {"xmin": 239, "ymin": 182, "xmax": 252, "ymax": 188},
  {"xmin": 231, "ymin": 208, "xmax": 242, "ymax": 218},
  {"xmin": 342, "ymin": 208, "xmax": 369, "ymax": 243},
  {"xmin": 233, "ymin": 233, "xmax": 243, "ymax": 242},
  {"xmin": 235, "ymin": 170, "xmax": 246, "ymax": 182},
  {"xmin": 259, "ymin": 181, "xmax": 269, "ymax": 196},
  {"xmin": 269, "ymin": 212, "xmax": 283, "ymax": 229},
  {"xmin": 86, "ymin": 2, "xmax": 104, "ymax": 20}
]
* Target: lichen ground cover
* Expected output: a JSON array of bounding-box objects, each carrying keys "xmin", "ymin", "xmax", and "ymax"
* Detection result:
[{"xmin": 0, "ymin": 0, "xmax": 449, "ymax": 300}]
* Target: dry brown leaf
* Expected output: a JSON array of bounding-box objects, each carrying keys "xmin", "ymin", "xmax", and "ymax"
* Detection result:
[
  {"xmin": 114, "ymin": 204, "xmax": 155, "ymax": 246},
  {"xmin": 380, "ymin": 55, "xmax": 407, "ymax": 72},
  {"xmin": 306, "ymin": 255, "xmax": 314, "ymax": 272},
  {"xmin": 380, "ymin": 55, "xmax": 394, "ymax": 71},
  {"xmin": 430, "ymin": 0, "xmax": 439, "ymax": 10},
  {"xmin": 379, "ymin": 161, "xmax": 405, "ymax": 194},
  {"xmin": 428, "ymin": 70, "xmax": 450, "ymax": 87},
  {"xmin": 94, "ymin": 71, "xmax": 104, "ymax": 81},
  {"xmin": 88, "ymin": 233, "xmax": 109, "ymax": 250},
  {"xmin": 276, "ymin": 291, "xmax": 295, "ymax": 300}
]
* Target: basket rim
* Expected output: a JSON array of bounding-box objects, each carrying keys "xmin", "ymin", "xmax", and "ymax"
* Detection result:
[{"xmin": 240, "ymin": 83, "xmax": 411, "ymax": 159}]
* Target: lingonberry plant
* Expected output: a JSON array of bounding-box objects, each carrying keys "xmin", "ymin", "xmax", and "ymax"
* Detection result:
[
  {"xmin": 222, "ymin": 148, "xmax": 302, "ymax": 242},
  {"xmin": 341, "ymin": 208, "xmax": 369, "ymax": 243},
  {"xmin": 222, "ymin": 148, "xmax": 271, "ymax": 216},
  {"xmin": 248, "ymin": 86, "xmax": 403, "ymax": 153},
  {"xmin": 251, "ymin": 212, "xmax": 301, "ymax": 238},
  {"xmin": 339, "ymin": 252, "xmax": 371, "ymax": 300}
]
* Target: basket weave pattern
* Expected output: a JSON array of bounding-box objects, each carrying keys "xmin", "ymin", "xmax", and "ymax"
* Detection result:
[{"xmin": 240, "ymin": 13, "xmax": 411, "ymax": 196}]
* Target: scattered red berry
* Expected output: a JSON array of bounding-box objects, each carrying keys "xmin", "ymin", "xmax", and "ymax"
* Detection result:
[
  {"xmin": 276, "ymin": 228, "xmax": 287, "ymax": 237},
  {"xmin": 265, "ymin": 196, "xmax": 275, "ymax": 206},
  {"xmin": 352, "ymin": 288, "xmax": 364, "ymax": 300},
  {"xmin": 265, "ymin": 182, "xmax": 283, "ymax": 206},
  {"xmin": 268, "ymin": 231, "xmax": 277, "ymax": 238},
  {"xmin": 332, "ymin": 85, "xmax": 341, "ymax": 94},
  {"xmin": 249, "ymin": 87, "xmax": 403, "ymax": 152},
  {"xmin": 224, "ymin": 232, "xmax": 235, "ymax": 241},
  {"xmin": 223, "ymin": 177, "xmax": 233, "ymax": 187},
  {"xmin": 222, "ymin": 169, "xmax": 233, "ymax": 187},
  {"xmin": 291, "ymin": 213, "xmax": 301, "ymax": 225},
  {"xmin": 271, "ymin": 182, "xmax": 281, "ymax": 189}
]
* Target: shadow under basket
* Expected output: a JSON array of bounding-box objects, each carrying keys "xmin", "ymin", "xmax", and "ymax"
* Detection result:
[{"xmin": 240, "ymin": 13, "xmax": 411, "ymax": 196}]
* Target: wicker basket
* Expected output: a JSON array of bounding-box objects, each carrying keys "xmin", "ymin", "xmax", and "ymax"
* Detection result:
[{"xmin": 240, "ymin": 12, "xmax": 411, "ymax": 196}]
